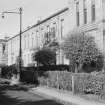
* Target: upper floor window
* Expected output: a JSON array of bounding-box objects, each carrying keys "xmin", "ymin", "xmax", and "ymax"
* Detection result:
[
  {"xmin": 53, "ymin": 22, "xmax": 57, "ymax": 34},
  {"xmin": 41, "ymin": 28, "xmax": 43, "ymax": 30},
  {"xmin": 36, "ymin": 31, "xmax": 39, "ymax": 47},
  {"xmin": 31, "ymin": 32, "xmax": 34, "ymax": 48},
  {"xmin": 61, "ymin": 19, "xmax": 64, "ymax": 38},
  {"xmin": 11, "ymin": 40, "xmax": 13, "ymax": 53},
  {"xmin": 50, "ymin": 27, "xmax": 56, "ymax": 39},
  {"xmin": 44, "ymin": 32, "xmax": 49, "ymax": 45},
  {"xmin": 47, "ymin": 25, "xmax": 50, "ymax": 32},
  {"xmin": 91, "ymin": 0, "xmax": 95, "ymax": 22},
  {"xmin": 76, "ymin": 2, "xmax": 79, "ymax": 26},
  {"xmin": 24, "ymin": 36, "xmax": 26, "ymax": 49},
  {"xmin": 41, "ymin": 28, "xmax": 44, "ymax": 37},
  {"xmin": 83, "ymin": 0, "xmax": 87, "ymax": 24},
  {"xmin": 84, "ymin": 9, "xmax": 87, "ymax": 24},
  {"xmin": 27, "ymin": 34, "xmax": 29, "ymax": 49},
  {"xmin": 32, "ymin": 36, "xmax": 34, "ymax": 48},
  {"xmin": 2, "ymin": 44, "xmax": 5, "ymax": 54},
  {"xmin": 47, "ymin": 25, "xmax": 50, "ymax": 41}
]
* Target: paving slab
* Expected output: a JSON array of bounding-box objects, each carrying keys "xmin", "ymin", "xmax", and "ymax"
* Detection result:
[{"xmin": 30, "ymin": 86, "xmax": 105, "ymax": 105}]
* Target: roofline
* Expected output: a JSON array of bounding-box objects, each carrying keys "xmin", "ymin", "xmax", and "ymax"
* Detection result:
[
  {"xmin": 7, "ymin": 7, "xmax": 69, "ymax": 41},
  {"xmin": 0, "ymin": 39, "xmax": 7, "ymax": 42}
]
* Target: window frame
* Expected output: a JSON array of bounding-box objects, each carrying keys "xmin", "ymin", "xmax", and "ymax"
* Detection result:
[
  {"xmin": 83, "ymin": 0, "xmax": 87, "ymax": 24},
  {"xmin": 76, "ymin": 2, "xmax": 80, "ymax": 26},
  {"xmin": 91, "ymin": 0, "xmax": 95, "ymax": 22}
]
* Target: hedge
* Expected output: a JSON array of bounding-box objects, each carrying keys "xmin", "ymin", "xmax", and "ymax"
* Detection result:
[
  {"xmin": 1, "ymin": 64, "xmax": 69, "ymax": 83},
  {"xmin": 20, "ymin": 64, "xmax": 69, "ymax": 71},
  {"xmin": 36, "ymin": 64, "xmax": 69, "ymax": 71}
]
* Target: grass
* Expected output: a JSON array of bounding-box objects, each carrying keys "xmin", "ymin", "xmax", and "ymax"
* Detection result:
[{"xmin": 77, "ymin": 93, "xmax": 105, "ymax": 104}]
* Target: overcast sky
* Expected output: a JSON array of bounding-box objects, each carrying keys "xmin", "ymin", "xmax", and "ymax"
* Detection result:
[{"xmin": 0, "ymin": 0, "xmax": 68, "ymax": 38}]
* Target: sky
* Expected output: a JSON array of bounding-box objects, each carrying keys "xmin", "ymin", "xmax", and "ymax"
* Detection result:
[{"xmin": 0, "ymin": 0, "xmax": 68, "ymax": 39}]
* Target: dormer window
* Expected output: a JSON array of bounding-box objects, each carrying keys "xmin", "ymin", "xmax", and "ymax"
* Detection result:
[{"xmin": 2, "ymin": 44, "xmax": 5, "ymax": 54}]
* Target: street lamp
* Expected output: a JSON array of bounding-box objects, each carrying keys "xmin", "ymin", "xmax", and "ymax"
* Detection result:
[{"xmin": 2, "ymin": 7, "xmax": 23, "ymax": 82}]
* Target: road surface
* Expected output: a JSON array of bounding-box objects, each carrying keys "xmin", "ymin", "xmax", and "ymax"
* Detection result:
[{"xmin": 0, "ymin": 84, "xmax": 63, "ymax": 105}]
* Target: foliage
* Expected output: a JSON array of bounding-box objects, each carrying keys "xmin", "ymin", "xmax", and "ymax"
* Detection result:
[
  {"xmin": 61, "ymin": 32, "xmax": 104, "ymax": 72},
  {"xmin": 20, "ymin": 65, "xmax": 69, "ymax": 84},
  {"xmin": 82, "ymin": 54, "xmax": 104, "ymax": 73},
  {"xmin": 75, "ymin": 72, "xmax": 105, "ymax": 99},
  {"xmin": 1, "ymin": 56, "xmax": 24, "ymax": 79},
  {"xmin": 38, "ymin": 71, "xmax": 72, "ymax": 90},
  {"xmin": 36, "ymin": 64, "xmax": 69, "ymax": 71},
  {"xmin": 21, "ymin": 65, "xmax": 69, "ymax": 71},
  {"xmin": 32, "ymin": 48, "xmax": 56, "ymax": 66},
  {"xmin": 1, "ymin": 65, "xmax": 17, "ymax": 79},
  {"xmin": 38, "ymin": 71, "xmax": 105, "ymax": 99}
]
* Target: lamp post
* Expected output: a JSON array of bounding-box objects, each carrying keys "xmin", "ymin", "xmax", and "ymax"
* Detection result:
[{"xmin": 2, "ymin": 7, "xmax": 23, "ymax": 82}]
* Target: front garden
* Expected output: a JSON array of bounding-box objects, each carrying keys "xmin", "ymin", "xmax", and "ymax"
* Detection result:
[{"xmin": 1, "ymin": 31, "xmax": 105, "ymax": 101}]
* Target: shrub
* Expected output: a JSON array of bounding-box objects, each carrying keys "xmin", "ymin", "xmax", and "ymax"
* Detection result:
[
  {"xmin": 61, "ymin": 32, "xmax": 104, "ymax": 73},
  {"xmin": 38, "ymin": 71, "xmax": 105, "ymax": 99},
  {"xmin": 20, "ymin": 65, "xmax": 69, "ymax": 84},
  {"xmin": 32, "ymin": 48, "xmax": 56, "ymax": 66},
  {"xmin": 38, "ymin": 71, "xmax": 72, "ymax": 90},
  {"xmin": 1, "ymin": 65, "xmax": 17, "ymax": 79},
  {"xmin": 22, "ymin": 64, "xmax": 69, "ymax": 71},
  {"xmin": 38, "ymin": 64, "xmax": 69, "ymax": 71}
]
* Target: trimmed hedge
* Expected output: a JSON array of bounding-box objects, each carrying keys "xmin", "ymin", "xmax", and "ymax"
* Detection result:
[
  {"xmin": 20, "ymin": 64, "xmax": 69, "ymax": 71},
  {"xmin": 20, "ymin": 65, "xmax": 69, "ymax": 84},
  {"xmin": 1, "ymin": 64, "xmax": 69, "ymax": 83},
  {"xmin": 36, "ymin": 64, "xmax": 69, "ymax": 71}
]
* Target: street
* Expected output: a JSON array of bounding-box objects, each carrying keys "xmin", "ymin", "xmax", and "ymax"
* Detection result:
[{"xmin": 0, "ymin": 84, "xmax": 63, "ymax": 105}]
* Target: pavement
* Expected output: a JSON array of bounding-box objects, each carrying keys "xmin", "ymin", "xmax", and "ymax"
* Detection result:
[
  {"xmin": 29, "ymin": 86, "xmax": 105, "ymax": 105},
  {"xmin": 0, "ymin": 83, "xmax": 63, "ymax": 105},
  {"xmin": 1, "ymin": 78, "xmax": 105, "ymax": 105}
]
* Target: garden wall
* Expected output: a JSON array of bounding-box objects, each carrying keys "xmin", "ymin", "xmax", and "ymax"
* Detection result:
[
  {"xmin": 38, "ymin": 71, "xmax": 105, "ymax": 99},
  {"xmin": 1, "ymin": 65, "xmax": 105, "ymax": 99}
]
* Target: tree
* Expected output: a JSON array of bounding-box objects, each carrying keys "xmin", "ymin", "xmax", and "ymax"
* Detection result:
[
  {"xmin": 61, "ymin": 32, "xmax": 104, "ymax": 73},
  {"xmin": 32, "ymin": 48, "xmax": 56, "ymax": 66}
]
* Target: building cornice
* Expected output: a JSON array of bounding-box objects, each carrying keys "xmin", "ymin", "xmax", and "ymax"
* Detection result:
[{"xmin": 7, "ymin": 7, "xmax": 69, "ymax": 41}]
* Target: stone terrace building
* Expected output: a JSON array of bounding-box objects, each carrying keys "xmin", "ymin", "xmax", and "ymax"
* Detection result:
[
  {"xmin": 0, "ymin": 38, "xmax": 8, "ymax": 66},
  {"xmin": 4, "ymin": 0, "xmax": 105, "ymax": 66},
  {"xmin": 69, "ymin": 0, "xmax": 105, "ymax": 51},
  {"xmin": 7, "ymin": 7, "xmax": 70, "ymax": 66}
]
